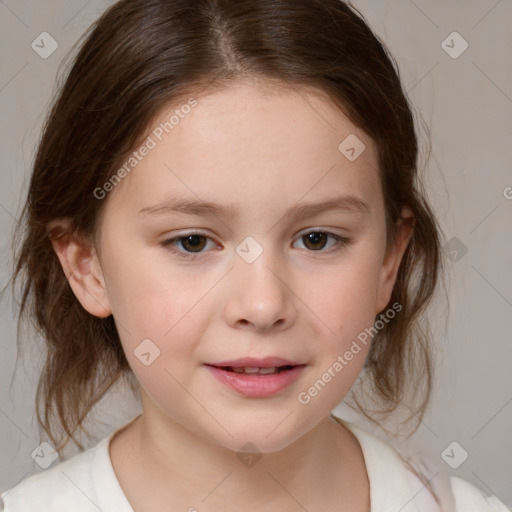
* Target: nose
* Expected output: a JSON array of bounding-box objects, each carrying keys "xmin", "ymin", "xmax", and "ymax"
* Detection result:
[{"xmin": 222, "ymin": 246, "xmax": 297, "ymax": 333}]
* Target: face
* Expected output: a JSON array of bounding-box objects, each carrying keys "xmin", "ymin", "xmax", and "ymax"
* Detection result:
[{"xmin": 56, "ymin": 79, "xmax": 412, "ymax": 453}]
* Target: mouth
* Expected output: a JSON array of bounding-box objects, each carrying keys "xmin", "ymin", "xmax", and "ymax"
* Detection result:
[
  {"xmin": 206, "ymin": 356, "xmax": 305, "ymax": 369},
  {"xmin": 208, "ymin": 364, "xmax": 298, "ymax": 375},
  {"xmin": 204, "ymin": 360, "xmax": 307, "ymax": 397}
]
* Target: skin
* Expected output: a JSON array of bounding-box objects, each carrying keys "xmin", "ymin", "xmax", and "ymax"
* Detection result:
[{"xmin": 48, "ymin": 78, "xmax": 413, "ymax": 511}]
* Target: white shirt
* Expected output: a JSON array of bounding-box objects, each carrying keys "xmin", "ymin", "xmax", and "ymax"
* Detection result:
[{"xmin": 1, "ymin": 414, "xmax": 509, "ymax": 511}]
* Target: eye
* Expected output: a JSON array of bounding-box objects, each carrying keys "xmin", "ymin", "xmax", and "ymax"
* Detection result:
[
  {"xmin": 293, "ymin": 230, "xmax": 350, "ymax": 253},
  {"xmin": 160, "ymin": 230, "xmax": 351, "ymax": 259},
  {"xmin": 160, "ymin": 232, "xmax": 216, "ymax": 259}
]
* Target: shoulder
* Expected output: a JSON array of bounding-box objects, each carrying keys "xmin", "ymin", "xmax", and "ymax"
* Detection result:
[
  {"xmin": 404, "ymin": 453, "xmax": 510, "ymax": 512},
  {"xmin": 0, "ymin": 436, "xmax": 109, "ymax": 512},
  {"xmin": 450, "ymin": 476, "xmax": 510, "ymax": 512},
  {"xmin": 331, "ymin": 414, "xmax": 510, "ymax": 512}
]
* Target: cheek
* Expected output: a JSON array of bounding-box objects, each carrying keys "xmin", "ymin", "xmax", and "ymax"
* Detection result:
[
  {"xmin": 307, "ymin": 247, "xmax": 383, "ymax": 337},
  {"xmin": 296, "ymin": 260, "xmax": 380, "ymax": 411},
  {"xmin": 298, "ymin": 245, "xmax": 384, "ymax": 406},
  {"xmin": 100, "ymin": 252, "xmax": 213, "ymax": 395},
  {"xmin": 110, "ymin": 268, "xmax": 206, "ymax": 409},
  {"xmin": 101, "ymin": 236, "xmax": 201, "ymax": 332}
]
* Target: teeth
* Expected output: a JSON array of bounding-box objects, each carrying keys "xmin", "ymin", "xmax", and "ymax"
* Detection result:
[
  {"xmin": 259, "ymin": 367, "xmax": 277, "ymax": 374},
  {"xmin": 230, "ymin": 366, "xmax": 278, "ymax": 374}
]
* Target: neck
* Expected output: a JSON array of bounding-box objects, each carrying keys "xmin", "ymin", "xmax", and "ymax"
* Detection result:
[{"xmin": 124, "ymin": 407, "xmax": 369, "ymax": 511}]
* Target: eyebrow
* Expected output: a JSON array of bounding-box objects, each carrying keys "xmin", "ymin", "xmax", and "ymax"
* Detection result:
[{"xmin": 138, "ymin": 194, "xmax": 371, "ymax": 220}]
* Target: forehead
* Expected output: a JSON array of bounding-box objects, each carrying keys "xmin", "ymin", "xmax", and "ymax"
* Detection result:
[{"xmin": 101, "ymin": 78, "xmax": 381, "ymax": 222}]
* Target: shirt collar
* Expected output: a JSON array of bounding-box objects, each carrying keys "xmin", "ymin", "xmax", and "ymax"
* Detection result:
[
  {"xmin": 93, "ymin": 413, "xmax": 419, "ymax": 512},
  {"xmin": 332, "ymin": 414, "xmax": 419, "ymax": 512}
]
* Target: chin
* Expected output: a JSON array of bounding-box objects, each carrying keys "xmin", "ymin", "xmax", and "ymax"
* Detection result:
[
  {"xmin": 217, "ymin": 431, "xmax": 300, "ymax": 455},
  {"xmin": 197, "ymin": 413, "xmax": 312, "ymax": 455}
]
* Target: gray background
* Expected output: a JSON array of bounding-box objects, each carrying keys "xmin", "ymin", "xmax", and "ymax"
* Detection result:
[{"xmin": 1, "ymin": 0, "xmax": 511, "ymax": 507}]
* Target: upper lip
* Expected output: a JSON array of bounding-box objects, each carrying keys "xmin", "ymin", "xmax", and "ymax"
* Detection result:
[{"xmin": 205, "ymin": 357, "xmax": 305, "ymax": 368}]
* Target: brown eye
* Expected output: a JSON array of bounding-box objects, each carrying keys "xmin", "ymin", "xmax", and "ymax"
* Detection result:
[
  {"xmin": 295, "ymin": 231, "xmax": 349, "ymax": 252},
  {"xmin": 179, "ymin": 234, "xmax": 208, "ymax": 253},
  {"xmin": 302, "ymin": 232, "xmax": 329, "ymax": 251},
  {"xmin": 160, "ymin": 232, "xmax": 215, "ymax": 258}
]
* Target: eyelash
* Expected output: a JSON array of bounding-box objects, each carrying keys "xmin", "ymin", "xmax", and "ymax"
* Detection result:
[{"xmin": 159, "ymin": 230, "xmax": 351, "ymax": 260}]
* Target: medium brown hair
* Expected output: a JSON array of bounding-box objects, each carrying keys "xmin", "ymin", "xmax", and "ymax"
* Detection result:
[{"xmin": 9, "ymin": 0, "xmax": 446, "ymax": 471}]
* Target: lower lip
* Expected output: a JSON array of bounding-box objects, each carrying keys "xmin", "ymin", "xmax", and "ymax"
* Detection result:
[{"xmin": 204, "ymin": 365, "xmax": 306, "ymax": 398}]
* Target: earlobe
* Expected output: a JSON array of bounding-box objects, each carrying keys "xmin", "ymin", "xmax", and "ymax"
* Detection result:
[
  {"xmin": 374, "ymin": 208, "xmax": 414, "ymax": 315},
  {"xmin": 47, "ymin": 219, "xmax": 112, "ymax": 318}
]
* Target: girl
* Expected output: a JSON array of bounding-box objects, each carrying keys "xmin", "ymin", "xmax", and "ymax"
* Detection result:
[{"xmin": 1, "ymin": 0, "xmax": 508, "ymax": 510}]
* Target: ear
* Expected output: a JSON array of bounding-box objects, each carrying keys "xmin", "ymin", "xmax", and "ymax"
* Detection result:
[
  {"xmin": 374, "ymin": 206, "xmax": 414, "ymax": 315},
  {"xmin": 47, "ymin": 218, "xmax": 112, "ymax": 318}
]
